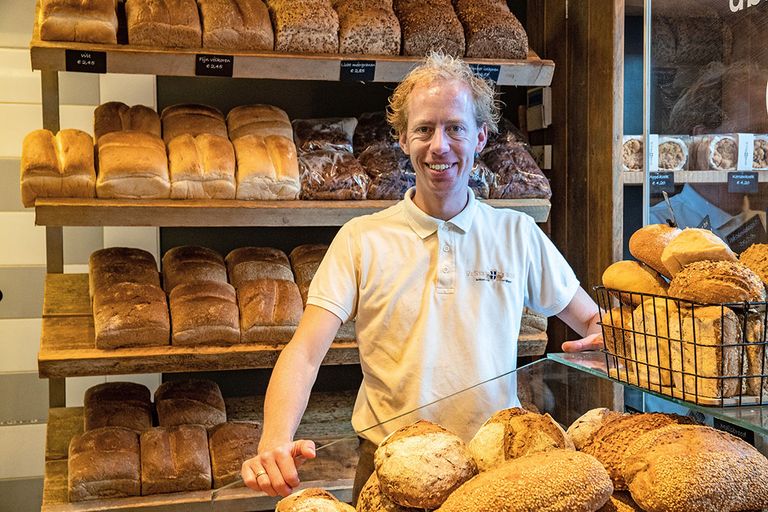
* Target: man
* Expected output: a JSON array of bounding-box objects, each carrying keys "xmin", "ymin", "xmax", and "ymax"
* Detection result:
[{"xmin": 241, "ymin": 52, "xmax": 603, "ymax": 501}]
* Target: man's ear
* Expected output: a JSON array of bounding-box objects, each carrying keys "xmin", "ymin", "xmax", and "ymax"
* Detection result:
[
  {"xmin": 399, "ymin": 131, "xmax": 409, "ymax": 155},
  {"xmin": 475, "ymin": 123, "xmax": 489, "ymax": 153}
]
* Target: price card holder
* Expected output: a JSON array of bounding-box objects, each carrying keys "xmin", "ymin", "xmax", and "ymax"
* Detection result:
[
  {"xmin": 648, "ymin": 134, "xmax": 660, "ymax": 171},
  {"xmin": 713, "ymin": 418, "xmax": 755, "ymax": 446},
  {"xmin": 727, "ymin": 171, "xmax": 758, "ymax": 194},
  {"xmin": 725, "ymin": 214, "xmax": 768, "ymax": 253},
  {"xmin": 736, "ymin": 133, "xmax": 755, "ymax": 170},
  {"xmin": 469, "ymin": 64, "xmax": 500, "ymax": 84},
  {"xmin": 340, "ymin": 60, "xmax": 375, "ymax": 82},
  {"xmin": 649, "ymin": 171, "xmax": 675, "ymax": 195},
  {"xmin": 195, "ymin": 54, "xmax": 234, "ymax": 77},
  {"xmin": 65, "ymin": 49, "xmax": 106, "ymax": 73}
]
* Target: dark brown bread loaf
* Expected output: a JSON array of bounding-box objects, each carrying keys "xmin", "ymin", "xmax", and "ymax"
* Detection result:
[
  {"xmin": 94, "ymin": 102, "xmax": 161, "ymax": 142},
  {"xmin": 482, "ymin": 143, "xmax": 551, "ymax": 199},
  {"xmin": 359, "ymin": 142, "xmax": 415, "ymax": 200},
  {"xmin": 89, "ymin": 259, "xmax": 161, "ymax": 300},
  {"xmin": 353, "ymin": 111, "xmax": 393, "ymax": 155},
  {"xmin": 453, "ymin": 0, "xmax": 528, "ymax": 59},
  {"xmin": 140, "ymin": 424, "xmax": 212, "ymax": 495},
  {"xmin": 169, "ymin": 281, "xmax": 241, "ymax": 345},
  {"xmin": 333, "ymin": 0, "xmax": 401, "ymax": 55},
  {"xmin": 299, "ymin": 150, "xmax": 370, "ymax": 200},
  {"xmin": 93, "ymin": 282, "xmax": 170, "ymax": 349},
  {"xmin": 289, "ymin": 244, "xmax": 328, "ymax": 306},
  {"xmin": 162, "ymin": 245, "xmax": 227, "ymax": 293},
  {"xmin": 208, "ymin": 421, "xmax": 261, "ymax": 487},
  {"xmin": 266, "ymin": 0, "xmax": 339, "ymax": 53},
  {"xmin": 84, "ymin": 382, "xmax": 153, "ymax": 432},
  {"xmin": 237, "ymin": 278, "xmax": 303, "ymax": 342},
  {"xmin": 393, "ymin": 0, "xmax": 465, "ymax": 57},
  {"xmin": 154, "ymin": 379, "xmax": 226, "ymax": 427},
  {"xmin": 225, "ymin": 247, "xmax": 293, "ymax": 289}
]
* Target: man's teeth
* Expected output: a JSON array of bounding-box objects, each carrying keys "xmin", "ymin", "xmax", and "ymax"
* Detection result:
[{"xmin": 427, "ymin": 163, "xmax": 450, "ymax": 170}]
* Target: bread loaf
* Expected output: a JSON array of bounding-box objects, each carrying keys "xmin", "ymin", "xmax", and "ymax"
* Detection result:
[
  {"xmin": 94, "ymin": 102, "xmax": 161, "ymax": 142},
  {"xmin": 93, "ymin": 282, "xmax": 170, "ymax": 349},
  {"xmin": 602, "ymin": 261, "xmax": 668, "ymax": 306},
  {"xmin": 225, "ymin": 247, "xmax": 293, "ymax": 289},
  {"xmin": 299, "ymin": 149, "xmax": 370, "ymax": 200},
  {"xmin": 238, "ymin": 278, "xmax": 303, "ymax": 342},
  {"xmin": 90, "ymin": 247, "xmax": 157, "ymax": 269},
  {"xmin": 596, "ymin": 492, "xmax": 643, "ymax": 512},
  {"xmin": 161, "ymin": 104, "xmax": 228, "ymax": 144},
  {"xmin": 739, "ymin": 243, "xmax": 768, "ymax": 286},
  {"xmin": 170, "ymin": 281, "xmax": 240, "ymax": 345},
  {"xmin": 661, "ymin": 227, "xmax": 737, "ymax": 277},
  {"xmin": 566, "ymin": 408, "xmax": 624, "ymax": 451},
  {"xmin": 374, "ymin": 420, "xmax": 477, "ymax": 509},
  {"xmin": 125, "ymin": 0, "xmax": 202, "ymax": 48},
  {"xmin": 519, "ymin": 307, "xmax": 547, "ymax": 334},
  {"xmin": 628, "ymin": 224, "xmax": 681, "ymax": 278},
  {"xmin": 393, "ymin": 0, "xmax": 465, "ymax": 57},
  {"xmin": 21, "ymin": 129, "xmax": 96, "ymax": 207},
  {"xmin": 267, "ymin": 0, "xmax": 340, "ymax": 54},
  {"xmin": 208, "ymin": 421, "xmax": 261, "ymax": 488},
  {"xmin": 454, "ymin": 0, "xmax": 528, "ymax": 59},
  {"xmin": 198, "ymin": 0, "xmax": 273, "ymax": 50},
  {"xmin": 234, "ymin": 134, "xmax": 300, "ymax": 200},
  {"xmin": 481, "ymin": 143, "xmax": 552, "ymax": 199},
  {"xmin": 154, "ymin": 379, "xmax": 226, "ymax": 427},
  {"xmin": 436, "ymin": 449, "xmax": 613, "ymax": 512},
  {"xmin": 293, "ymin": 117, "xmax": 357, "ymax": 153},
  {"xmin": 622, "ymin": 424, "xmax": 768, "ymax": 512},
  {"xmin": 628, "ymin": 299, "xmax": 680, "ymax": 388},
  {"xmin": 668, "ymin": 260, "xmax": 766, "ymax": 304},
  {"xmin": 89, "ymin": 247, "xmax": 160, "ymax": 298},
  {"xmin": 162, "ymin": 245, "xmax": 227, "ymax": 293},
  {"xmin": 743, "ymin": 312, "xmax": 767, "ymax": 397},
  {"xmin": 167, "ymin": 133, "xmax": 236, "ymax": 199},
  {"xmin": 288, "ymin": 244, "xmax": 328, "ymax": 305},
  {"xmin": 275, "ymin": 487, "xmax": 355, "ymax": 511},
  {"xmin": 84, "ymin": 382, "xmax": 153, "ymax": 432},
  {"xmin": 140, "ymin": 424, "xmax": 212, "ymax": 495},
  {"xmin": 39, "ymin": 0, "xmax": 118, "ymax": 44},
  {"xmin": 357, "ymin": 472, "xmax": 417, "ymax": 512},
  {"xmin": 226, "ymin": 104, "xmax": 293, "ymax": 141},
  {"xmin": 68, "ymin": 427, "xmax": 141, "ymax": 502},
  {"xmin": 600, "ymin": 306, "xmax": 634, "ymax": 362},
  {"xmin": 96, "ymin": 131, "xmax": 170, "ymax": 199},
  {"xmin": 359, "ymin": 142, "xmax": 415, "ymax": 200},
  {"xmin": 333, "ymin": 0, "xmax": 401, "ymax": 55}
]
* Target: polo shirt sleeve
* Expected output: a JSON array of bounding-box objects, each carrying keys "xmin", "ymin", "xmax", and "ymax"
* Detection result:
[
  {"xmin": 522, "ymin": 216, "xmax": 580, "ymax": 317},
  {"xmin": 305, "ymin": 221, "xmax": 359, "ymax": 323}
]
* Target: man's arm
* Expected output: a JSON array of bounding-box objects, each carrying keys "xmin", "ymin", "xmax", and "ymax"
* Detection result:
[
  {"xmin": 556, "ymin": 286, "xmax": 604, "ymax": 352},
  {"xmin": 241, "ymin": 305, "xmax": 342, "ymax": 497}
]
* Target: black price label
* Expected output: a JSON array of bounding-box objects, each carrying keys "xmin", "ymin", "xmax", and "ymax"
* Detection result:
[
  {"xmin": 195, "ymin": 54, "xmax": 234, "ymax": 77},
  {"xmin": 697, "ymin": 215, "xmax": 712, "ymax": 231},
  {"xmin": 713, "ymin": 418, "xmax": 755, "ymax": 446},
  {"xmin": 649, "ymin": 171, "xmax": 675, "ymax": 195},
  {"xmin": 340, "ymin": 60, "xmax": 375, "ymax": 82},
  {"xmin": 725, "ymin": 214, "xmax": 768, "ymax": 254},
  {"xmin": 727, "ymin": 171, "xmax": 758, "ymax": 194},
  {"xmin": 65, "ymin": 49, "xmax": 106, "ymax": 73},
  {"xmin": 469, "ymin": 64, "xmax": 501, "ymax": 84}
]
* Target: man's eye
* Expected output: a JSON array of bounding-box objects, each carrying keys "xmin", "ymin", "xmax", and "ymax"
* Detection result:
[
  {"xmin": 448, "ymin": 125, "xmax": 465, "ymax": 134},
  {"xmin": 415, "ymin": 126, "xmax": 431, "ymax": 134}
]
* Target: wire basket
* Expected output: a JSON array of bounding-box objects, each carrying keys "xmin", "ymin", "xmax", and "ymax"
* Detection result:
[{"xmin": 594, "ymin": 286, "xmax": 768, "ymax": 406}]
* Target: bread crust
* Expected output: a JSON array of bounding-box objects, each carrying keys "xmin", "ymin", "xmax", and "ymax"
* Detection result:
[
  {"xmin": 628, "ymin": 224, "xmax": 681, "ymax": 278},
  {"xmin": 739, "ymin": 243, "xmax": 768, "ymax": 286},
  {"xmin": 154, "ymin": 379, "xmax": 226, "ymax": 427},
  {"xmin": 199, "ymin": 0, "xmax": 273, "ymax": 50},
  {"xmin": 125, "ymin": 0, "xmax": 202, "ymax": 48},
  {"xmin": 39, "ymin": 0, "xmax": 118, "ymax": 44},
  {"xmin": 140, "ymin": 424, "xmax": 212, "ymax": 495},
  {"xmin": 170, "ymin": 280, "xmax": 241, "ymax": 345},
  {"xmin": 668, "ymin": 260, "xmax": 766, "ymax": 304},
  {"xmin": 602, "ymin": 260, "xmax": 668, "ymax": 306},
  {"xmin": 660, "ymin": 228, "xmax": 736, "ymax": 277},
  {"xmin": 209, "ymin": 421, "xmax": 261, "ymax": 488},
  {"xmin": 168, "ymin": 133, "xmax": 236, "ymax": 199},
  {"xmin": 83, "ymin": 382, "xmax": 153, "ymax": 432},
  {"xmin": 93, "ymin": 282, "xmax": 170, "ymax": 349}
]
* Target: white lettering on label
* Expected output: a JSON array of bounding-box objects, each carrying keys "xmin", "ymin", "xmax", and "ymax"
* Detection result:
[{"xmin": 730, "ymin": 0, "xmax": 761, "ymax": 12}]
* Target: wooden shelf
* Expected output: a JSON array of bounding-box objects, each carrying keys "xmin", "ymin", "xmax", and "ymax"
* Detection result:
[
  {"xmin": 43, "ymin": 392, "xmax": 357, "ymax": 512},
  {"xmin": 622, "ymin": 170, "xmax": 768, "ymax": 185},
  {"xmin": 30, "ymin": 39, "xmax": 555, "ymax": 87},
  {"xmin": 33, "ymin": 198, "xmax": 552, "ymax": 226}
]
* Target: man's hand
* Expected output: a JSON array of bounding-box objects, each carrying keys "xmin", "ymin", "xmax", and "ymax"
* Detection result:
[
  {"xmin": 241, "ymin": 440, "xmax": 317, "ymax": 497},
  {"xmin": 561, "ymin": 332, "xmax": 603, "ymax": 352}
]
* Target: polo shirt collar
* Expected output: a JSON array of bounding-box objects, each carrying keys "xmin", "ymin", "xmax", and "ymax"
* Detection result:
[{"xmin": 403, "ymin": 187, "xmax": 477, "ymax": 239}]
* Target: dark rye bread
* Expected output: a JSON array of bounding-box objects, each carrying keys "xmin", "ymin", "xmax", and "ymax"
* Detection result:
[
  {"xmin": 169, "ymin": 280, "xmax": 240, "ymax": 346},
  {"xmin": 83, "ymin": 382, "xmax": 153, "ymax": 432},
  {"xmin": 208, "ymin": 421, "xmax": 261, "ymax": 488},
  {"xmin": 237, "ymin": 278, "xmax": 303, "ymax": 343},
  {"xmin": 668, "ymin": 260, "xmax": 766, "ymax": 304},
  {"xmin": 162, "ymin": 245, "xmax": 227, "ymax": 293},
  {"xmin": 140, "ymin": 424, "xmax": 212, "ymax": 495},
  {"xmin": 154, "ymin": 379, "xmax": 226, "ymax": 427},
  {"xmin": 453, "ymin": 0, "xmax": 528, "ymax": 59},
  {"xmin": 393, "ymin": 0, "xmax": 465, "ymax": 57}
]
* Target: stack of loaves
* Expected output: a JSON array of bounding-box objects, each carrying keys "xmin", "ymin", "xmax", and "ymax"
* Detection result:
[{"xmin": 600, "ymin": 225, "xmax": 768, "ymax": 400}]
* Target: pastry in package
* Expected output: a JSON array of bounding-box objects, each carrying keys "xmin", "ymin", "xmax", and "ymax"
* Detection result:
[
  {"xmin": 657, "ymin": 136, "xmax": 688, "ymax": 171},
  {"xmin": 622, "ymin": 135, "xmax": 643, "ymax": 172},
  {"xmin": 695, "ymin": 134, "xmax": 738, "ymax": 170}
]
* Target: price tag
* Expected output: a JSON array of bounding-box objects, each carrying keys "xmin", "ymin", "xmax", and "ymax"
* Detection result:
[
  {"xmin": 727, "ymin": 171, "xmax": 758, "ymax": 194},
  {"xmin": 725, "ymin": 214, "xmax": 768, "ymax": 254},
  {"xmin": 195, "ymin": 54, "xmax": 234, "ymax": 77},
  {"xmin": 713, "ymin": 418, "xmax": 755, "ymax": 446},
  {"xmin": 649, "ymin": 171, "xmax": 675, "ymax": 195},
  {"xmin": 65, "ymin": 49, "xmax": 106, "ymax": 73},
  {"xmin": 469, "ymin": 64, "xmax": 500, "ymax": 84},
  {"xmin": 648, "ymin": 134, "xmax": 660, "ymax": 171},
  {"xmin": 736, "ymin": 133, "xmax": 755, "ymax": 170},
  {"xmin": 340, "ymin": 60, "xmax": 375, "ymax": 82}
]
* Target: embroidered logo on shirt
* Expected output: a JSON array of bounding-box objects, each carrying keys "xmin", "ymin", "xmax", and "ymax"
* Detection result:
[{"xmin": 466, "ymin": 269, "xmax": 513, "ymax": 284}]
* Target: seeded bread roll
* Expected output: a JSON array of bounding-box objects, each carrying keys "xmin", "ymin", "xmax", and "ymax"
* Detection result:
[
  {"xmin": 140, "ymin": 424, "xmax": 212, "ymax": 495},
  {"xmin": 375, "ymin": 420, "xmax": 477, "ymax": 509},
  {"xmin": 437, "ymin": 449, "xmax": 613, "ymax": 512},
  {"xmin": 162, "ymin": 245, "xmax": 228, "ymax": 293},
  {"xmin": 226, "ymin": 104, "xmax": 293, "ymax": 141},
  {"xmin": 96, "ymin": 131, "xmax": 170, "ymax": 199},
  {"xmin": 208, "ymin": 421, "xmax": 261, "ymax": 488},
  {"xmin": 84, "ymin": 382, "xmax": 153, "ymax": 432},
  {"xmin": 393, "ymin": 0, "xmax": 465, "ymax": 57},
  {"xmin": 566, "ymin": 408, "xmax": 624, "ymax": 451},
  {"xmin": 93, "ymin": 282, "xmax": 170, "ymax": 349},
  {"xmin": 660, "ymin": 228, "xmax": 737, "ymax": 277},
  {"xmin": 237, "ymin": 278, "xmax": 303, "ymax": 343},
  {"xmin": 668, "ymin": 260, "xmax": 766, "ymax": 304},
  {"xmin": 267, "ymin": 0, "xmax": 340, "ymax": 54},
  {"xmin": 622, "ymin": 424, "xmax": 768, "ymax": 512},
  {"xmin": 628, "ymin": 224, "xmax": 682, "ymax": 278},
  {"xmin": 68, "ymin": 427, "xmax": 141, "ymax": 502},
  {"xmin": 161, "ymin": 104, "xmax": 228, "ymax": 144},
  {"xmin": 198, "ymin": 0, "xmax": 273, "ymax": 50},
  {"xmin": 39, "ymin": 0, "xmax": 118, "ymax": 44},
  {"xmin": 739, "ymin": 243, "xmax": 768, "ymax": 286},
  {"xmin": 125, "ymin": 0, "xmax": 202, "ymax": 48},
  {"xmin": 154, "ymin": 379, "xmax": 226, "ymax": 427},
  {"xmin": 170, "ymin": 281, "xmax": 240, "ymax": 345},
  {"xmin": 21, "ymin": 129, "xmax": 96, "ymax": 207},
  {"xmin": 333, "ymin": 0, "xmax": 401, "ymax": 55},
  {"xmin": 225, "ymin": 247, "xmax": 293, "ymax": 289},
  {"xmin": 601, "ymin": 260, "xmax": 668, "ymax": 306},
  {"xmin": 357, "ymin": 472, "xmax": 418, "ymax": 512},
  {"xmin": 94, "ymin": 102, "xmax": 161, "ymax": 142},
  {"xmin": 596, "ymin": 492, "xmax": 644, "ymax": 512},
  {"xmin": 275, "ymin": 487, "xmax": 355, "ymax": 511},
  {"xmin": 453, "ymin": 0, "xmax": 528, "ymax": 59}
]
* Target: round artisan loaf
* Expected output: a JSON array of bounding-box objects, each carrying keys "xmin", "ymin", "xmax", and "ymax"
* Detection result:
[
  {"xmin": 601, "ymin": 260, "xmax": 668, "ymax": 305},
  {"xmin": 356, "ymin": 472, "xmax": 419, "ymax": 512},
  {"xmin": 660, "ymin": 227, "xmax": 736, "ymax": 277},
  {"xmin": 275, "ymin": 487, "xmax": 354, "ymax": 511},
  {"xmin": 566, "ymin": 408, "xmax": 624, "ymax": 451},
  {"xmin": 435, "ymin": 449, "xmax": 613, "ymax": 512},
  {"xmin": 621, "ymin": 424, "xmax": 768, "ymax": 512},
  {"xmin": 468, "ymin": 408, "xmax": 574, "ymax": 472},
  {"xmin": 739, "ymin": 243, "xmax": 768, "ymax": 286},
  {"xmin": 596, "ymin": 492, "xmax": 643, "ymax": 512},
  {"xmin": 668, "ymin": 260, "xmax": 766, "ymax": 304},
  {"xmin": 580, "ymin": 413, "xmax": 695, "ymax": 490},
  {"xmin": 628, "ymin": 223, "xmax": 681, "ymax": 278},
  {"xmin": 374, "ymin": 420, "xmax": 477, "ymax": 509}
]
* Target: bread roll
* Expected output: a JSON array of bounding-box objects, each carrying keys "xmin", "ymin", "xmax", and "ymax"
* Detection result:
[
  {"xmin": 226, "ymin": 247, "xmax": 293, "ymax": 289},
  {"xmin": 267, "ymin": 0, "xmax": 340, "ymax": 54},
  {"xmin": 208, "ymin": 421, "xmax": 261, "ymax": 488},
  {"xmin": 660, "ymin": 228, "xmax": 736, "ymax": 277},
  {"xmin": 162, "ymin": 245, "xmax": 227, "ymax": 293},
  {"xmin": 96, "ymin": 131, "xmax": 170, "ymax": 199},
  {"xmin": 234, "ymin": 134, "xmax": 300, "ymax": 200},
  {"xmin": 94, "ymin": 102, "xmax": 161, "ymax": 141},
  {"xmin": 275, "ymin": 487, "xmax": 354, "ymax": 511},
  {"xmin": 83, "ymin": 382, "xmax": 153, "ymax": 432},
  {"xmin": 437, "ymin": 449, "xmax": 613, "ymax": 512},
  {"xmin": 622, "ymin": 424, "xmax": 768, "ymax": 512},
  {"xmin": 739, "ymin": 243, "xmax": 768, "ymax": 286},
  {"xmin": 140, "ymin": 424, "xmax": 212, "ymax": 495},
  {"xmin": 629, "ymin": 299, "xmax": 680, "ymax": 388},
  {"xmin": 454, "ymin": 0, "xmax": 528, "ymax": 59},
  {"xmin": 167, "ymin": 133, "xmax": 236, "ymax": 199},
  {"xmin": 333, "ymin": 0, "xmax": 401, "ymax": 55},
  {"xmin": 161, "ymin": 104, "xmax": 228, "ymax": 144},
  {"xmin": 628, "ymin": 224, "xmax": 681, "ymax": 278},
  {"xmin": 170, "ymin": 281, "xmax": 240, "ymax": 345},
  {"xmin": 39, "ymin": 0, "xmax": 118, "ymax": 44},
  {"xmin": 374, "ymin": 420, "xmax": 477, "ymax": 509},
  {"xmin": 68, "ymin": 427, "xmax": 141, "ymax": 502},
  {"xmin": 393, "ymin": 0, "xmax": 465, "ymax": 57},
  {"xmin": 21, "ymin": 129, "xmax": 96, "ymax": 207},
  {"xmin": 238, "ymin": 278, "xmax": 303, "ymax": 343},
  {"xmin": 154, "ymin": 379, "xmax": 226, "ymax": 427},
  {"xmin": 601, "ymin": 261, "xmax": 668, "ymax": 306},
  {"xmin": 566, "ymin": 408, "xmax": 624, "ymax": 451},
  {"xmin": 93, "ymin": 282, "xmax": 170, "ymax": 349},
  {"xmin": 226, "ymin": 104, "xmax": 293, "ymax": 141},
  {"xmin": 198, "ymin": 0, "xmax": 273, "ymax": 50},
  {"xmin": 668, "ymin": 260, "xmax": 766, "ymax": 304},
  {"xmin": 357, "ymin": 472, "xmax": 417, "ymax": 512},
  {"xmin": 125, "ymin": 0, "xmax": 202, "ymax": 48}
]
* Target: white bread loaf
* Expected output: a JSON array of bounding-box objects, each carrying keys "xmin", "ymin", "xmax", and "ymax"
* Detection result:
[
  {"xmin": 226, "ymin": 246, "xmax": 293, "ymax": 289},
  {"xmin": 140, "ymin": 424, "xmax": 212, "ymax": 495},
  {"xmin": 169, "ymin": 280, "xmax": 240, "ymax": 346},
  {"xmin": 96, "ymin": 131, "xmax": 170, "ymax": 199},
  {"xmin": 660, "ymin": 227, "xmax": 736, "ymax": 277},
  {"xmin": 275, "ymin": 487, "xmax": 354, "ymax": 511},
  {"xmin": 94, "ymin": 102, "xmax": 161, "ymax": 142},
  {"xmin": 237, "ymin": 278, "xmax": 303, "ymax": 343},
  {"xmin": 154, "ymin": 379, "xmax": 226, "ymax": 427},
  {"xmin": 198, "ymin": 0, "xmax": 273, "ymax": 50},
  {"xmin": 39, "ymin": 0, "xmax": 118, "ymax": 44},
  {"xmin": 162, "ymin": 245, "xmax": 227, "ymax": 293},
  {"xmin": 234, "ymin": 134, "xmax": 300, "ymax": 200},
  {"xmin": 21, "ymin": 129, "xmax": 96, "ymax": 207},
  {"xmin": 601, "ymin": 260, "xmax": 668, "ymax": 306},
  {"xmin": 125, "ymin": 0, "xmax": 202, "ymax": 48},
  {"xmin": 628, "ymin": 223, "xmax": 681, "ymax": 278},
  {"xmin": 161, "ymin": 104, "xmax": 228, "ymax": 144},
  {"xmin": 92, "ymin": 282, "xmax": 170, "ymax": 349},
  {"xmin": 208, "ymin": 421, "xmax": 261, "ymax": 488},
  {"xmin": 167, "ymin": 133, "xmax": 236, "ymax": 199},
  {"xmin": 226, "ymin": 104, "xmax": 293, "ymax": 141},
  {"xmin": 668, "ymin": 260, "xmax": 766, "ymax": 304}
]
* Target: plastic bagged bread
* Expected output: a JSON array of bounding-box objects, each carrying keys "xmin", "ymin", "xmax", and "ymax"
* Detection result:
[
  {"xmin": 292, "ymin": 117, "xmax": 357, "ymax": 153},
  {"xmin": 299, "ymin": 149, "xmax": 369, "ymax": 200},
  {"xmin": 359, "ymin": 142, "xmax": 414, "ymax": 200}
]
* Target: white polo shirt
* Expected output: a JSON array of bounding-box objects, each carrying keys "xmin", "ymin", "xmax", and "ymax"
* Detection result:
[{"xmin": 307, "ymin": 188, "xmax": 579, "ymax": 443}]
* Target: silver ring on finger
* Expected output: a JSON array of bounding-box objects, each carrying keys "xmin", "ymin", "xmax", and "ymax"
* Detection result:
[{"xmin": 255, "ymin": 470, "xmax": 267, "ymax": 479}]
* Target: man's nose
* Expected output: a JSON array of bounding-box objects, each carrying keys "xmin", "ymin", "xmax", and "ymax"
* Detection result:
[{"xmin": 429, "ymin": 128, "xmax": 449, "ymax": 154}]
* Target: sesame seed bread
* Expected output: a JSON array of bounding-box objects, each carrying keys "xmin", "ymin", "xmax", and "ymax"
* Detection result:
[
  {"xmin": 275, "ymin": 487, "xmax": 354, "ymax": 511},
  {"xmin": 566, "ymin": 408, "xmax": 624, "ymax": 451},
  {"xmin": 739, "ymin": 243, "xmax": 768, "ymax": 286},
  {"xmin": 628, "ymin": 224, "xmax": 682, "ymax": 278},
  {"xmin": 356, "ymin": 472, "xmax": 418, "ymax": 512}
]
